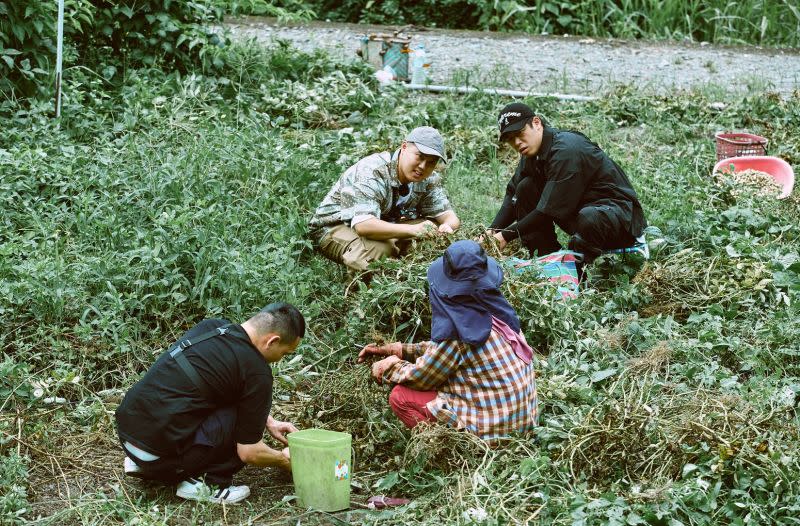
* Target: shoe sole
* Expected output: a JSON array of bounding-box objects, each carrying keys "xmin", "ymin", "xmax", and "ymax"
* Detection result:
[{"xmin": 176, "ymin": 487, "xmax": 250, "ymax": 504}]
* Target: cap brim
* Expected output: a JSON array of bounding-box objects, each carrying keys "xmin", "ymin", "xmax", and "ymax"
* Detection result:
[
  {"xmin": 414, "ymin": 143, "xmax": 447, "ymax": 164},
  {"xmin": 427, "ymin": 256, "xmax": 504, "ymax": 298},
  {"xmin": 499, "ymin": 120, "xmax": 527, "ymax": 141}
]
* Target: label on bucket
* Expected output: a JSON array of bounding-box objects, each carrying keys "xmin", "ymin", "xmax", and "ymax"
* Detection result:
[{"xmin": 334, "ymin": 460, "xmax": 349, "ymax": 480}]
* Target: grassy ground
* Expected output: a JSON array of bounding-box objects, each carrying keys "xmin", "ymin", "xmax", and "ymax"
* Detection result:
[{"xmin": 2, "ymin": 41, "xmax": 800, "ymax": 525}]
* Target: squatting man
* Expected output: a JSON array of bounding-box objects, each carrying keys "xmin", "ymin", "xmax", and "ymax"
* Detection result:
[
  {"xmin": 309, "ymin": 126, "xmax": 461, "ymax": 271},
  {"xmin": 116, "ymin": 303, "xmax": 305, "ymax": 504}
]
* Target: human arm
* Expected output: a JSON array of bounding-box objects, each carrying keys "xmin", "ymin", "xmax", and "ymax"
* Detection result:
[
  {"xmin": 236, "ymin": 441, "xmax": 291, "ymax": 470},
  {"xmin": 358, "ymin": 341, "xmax": 434, "ymax": 362},
  {"xmin": 500, "ymin": 151, "xmax": 587, "ymax": 241},
  {"xmin": 498, "ymin": 209, "xmax": 552, "ymax": 242},
  {"xmin": 433, "ymin": 210, "xmax": 460, "ymax": 234},
  {"xmin": 489, "ymin": 178, "xmax": 518, "ymax": 232},
  {"xmin": 378, "ymin": 340, "xmax": 465, "ymax": 391},
  {"xmin": 266, "ymin": 415, "xmax": 298, "ymax": 446},
  {"xmin": 353, "ymin": 217, "xmax": 437, "ymax": 240},
  {"xmin": 415, "ymin": 174, "xmax": 459, "ymax": 235}
]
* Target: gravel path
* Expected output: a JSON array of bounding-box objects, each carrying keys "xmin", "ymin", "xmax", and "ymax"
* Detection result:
[{"xmin": 226, "ymin": 17, "xmax": 800, "ymax": 99}]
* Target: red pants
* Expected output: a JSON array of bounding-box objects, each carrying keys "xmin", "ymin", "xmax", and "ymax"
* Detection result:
[{"xmin": 388, "ymin": 385, "xmax": 437, "ymax": 428}]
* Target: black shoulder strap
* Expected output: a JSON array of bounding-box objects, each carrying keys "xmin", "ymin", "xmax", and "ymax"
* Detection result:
[{"xmin": 168, "ymin": 324, "xmax": 231, "ymax": 399}]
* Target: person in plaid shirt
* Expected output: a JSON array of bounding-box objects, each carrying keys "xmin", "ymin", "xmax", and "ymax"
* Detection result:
[{"xmin": 358, "ymin": 240, "xmax": 539, "ymax": 440}]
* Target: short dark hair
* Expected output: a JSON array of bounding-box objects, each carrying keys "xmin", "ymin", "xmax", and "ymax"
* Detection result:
[{"xmin": 249, "ymin": 302, "xmax": 306, "ymax": 342}]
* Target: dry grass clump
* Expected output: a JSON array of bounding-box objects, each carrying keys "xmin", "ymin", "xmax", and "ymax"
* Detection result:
[
  {"xmin": 293, "ymin": 365, "xmax": 383, "ymax": 424},
  {"xmin": 627, "ymin": 341, "xmax": 672, "ymax": 374},
  {"xmin": 283, "ymin": 364, "xmax": 402, "ymax": 472},
  {"xmin": 633, "ymin": 249, "xmax": 772, "ymax": 319},
  {"xmin": 596, "ymin": 315, "xmax": 637, "ymax": 352},
  {"xmin": 354, "ymin": 226, "xmax": 554, "ymax": 344},
  {"xmin": 561, "ymin": 378, "xmax": 775, "ymax": 487},
  {"xmin": 402, "ymin": 422, "xmax": 490, "ymax": 473},
  {"xmin": 714, "ymin": 168, "xmax": 783, "ymax": 198}
]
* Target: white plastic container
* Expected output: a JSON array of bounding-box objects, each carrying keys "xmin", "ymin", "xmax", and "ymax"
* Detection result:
[{"xmin": 411, "ymin": 44, "xmax": 428, "ymax": 85}]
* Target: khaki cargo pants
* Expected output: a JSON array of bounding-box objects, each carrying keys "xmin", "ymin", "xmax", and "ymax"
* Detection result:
[{"xmin": 317, "ymin": 220, "xmax": 426, "ymax": 271}]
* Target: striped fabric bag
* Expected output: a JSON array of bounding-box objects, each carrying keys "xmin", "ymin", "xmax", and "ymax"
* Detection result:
[{"xmin": 504, "ymin": 251, "xmax": 581, "ymax": 300}]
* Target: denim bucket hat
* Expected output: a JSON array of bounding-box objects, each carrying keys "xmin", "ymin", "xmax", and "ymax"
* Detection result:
[{"xmin": 427, "ymin": 240, "xmax": 503, "ymax": 298}]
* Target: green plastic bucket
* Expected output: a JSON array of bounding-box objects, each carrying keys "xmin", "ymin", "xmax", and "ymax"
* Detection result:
[{"xmin": 287, "ymin": 429, "xmax": 352, "ymax": 511}]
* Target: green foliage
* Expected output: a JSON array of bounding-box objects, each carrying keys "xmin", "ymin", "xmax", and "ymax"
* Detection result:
[
  {"xmin": 86, "ymin": 1, "xmax": 226, "ymax": 69},
  {"xmin": 279, "ymin": 0, "xmax": 800, "ymax": 46},
  {"xmin": 0, "ymin": 452, "xmax": 29, "ymax": 525},
  {"xmin": 0, "ymin": 1, "xmax": 92, "ymax": 97},
  {"xmin": 0, "ymin": 0, "xmax": 226, "ymax": 101},
  {"xmin": 213, "ymin": 0, "xmax": 315, "ymax": 22},
  {"xmin": 2, "ymin": 38, "xmax": 800, "ymax": 524}
]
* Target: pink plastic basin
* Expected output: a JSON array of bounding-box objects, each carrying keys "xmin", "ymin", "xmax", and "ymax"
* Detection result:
[{"xmin": 713, "ymin": 155, "xmax": 795, "ymax": 199}]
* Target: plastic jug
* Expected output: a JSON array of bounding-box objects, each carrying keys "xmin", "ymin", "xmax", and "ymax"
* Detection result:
[
  {"xmin": 411, "ymin": 44, "xmax": 427, "ymax": 85},
  {"xmin": 287, "ymin": 429, "xmax": 352, "ymax": 511}
]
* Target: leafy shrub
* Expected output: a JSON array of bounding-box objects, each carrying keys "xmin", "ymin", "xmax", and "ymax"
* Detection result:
[
  {"xmin": 0, "ymin": 0, "xmax": 226, "ymax": 100},
  {"xmin": 0, "ymin": 1, "xmax": 92, "ymax": 96},
  {"xmin": 297, "ymin": 0, "xmax": 800, "ymax": 46},
  {"xmin": 87, "ymin": 0, "xmax": 226, "ymax": 70},
  {"xmin": 0, "ymin": 452, "xmax": 29, "ymax": 525},
  {"xmin": 212, "ymin": 0, "xmax": 315, "ymax": 21}
]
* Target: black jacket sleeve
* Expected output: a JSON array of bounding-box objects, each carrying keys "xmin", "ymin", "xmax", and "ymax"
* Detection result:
[
  {"xmin": 490, "ymin": 159, "xmax": 525, "ymax": 230},
  {"xmin": 500, "ymin": 146, "xmax": 587, "ymax": 241},
  {"xmin": 489, "ymin": 180, "xmax": 516, "ymax": 230},
  {"xmin": 500, "ymin": 209, "xmax": 552, "ymax": 241}
]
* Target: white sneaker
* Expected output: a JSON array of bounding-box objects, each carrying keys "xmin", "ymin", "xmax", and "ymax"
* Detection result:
[
  {"xmin": 175, "ymin": 478, "xmax": 250, "ymax": 504},
  {"xmin": 124, "ymin": 456, "xmax": 144, "ymax": 478}
]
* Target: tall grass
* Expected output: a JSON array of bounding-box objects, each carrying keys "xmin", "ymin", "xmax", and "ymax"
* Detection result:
[
  {"xmin": 554, "ymin": 0, "xmax": 800, "ymax": 46},
  {"xmin": 225, "ymin": 0, "xmax": 800, "ymax": 47}
]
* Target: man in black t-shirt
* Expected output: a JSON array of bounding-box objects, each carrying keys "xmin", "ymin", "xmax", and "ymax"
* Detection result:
[
  {"xmin": 115, "ymin": 302, "xmax": 305, "ymax": 504},
  {"xmin": 487, "ymin": 103, "xmax": 647, "ymax": 265}
]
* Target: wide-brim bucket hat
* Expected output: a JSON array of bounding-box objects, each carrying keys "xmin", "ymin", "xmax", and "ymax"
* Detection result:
[{"xmin": 427, "ymin": 240, "xmax": 503, "ymax": 298}]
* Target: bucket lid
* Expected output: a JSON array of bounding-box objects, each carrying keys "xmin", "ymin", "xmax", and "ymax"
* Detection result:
[{"xmin": 288, "ymin": 428, "xmax": 352, "ymax": 447}]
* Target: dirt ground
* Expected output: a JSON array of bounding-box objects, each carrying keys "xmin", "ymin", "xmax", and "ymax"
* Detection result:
[
  {"xmin": 25, "ymin": 433, "xmax": 360, "ymax": 525},
  {"xmin": 226, "ymin": 17, "xmax": 800, "ymax": 99}
]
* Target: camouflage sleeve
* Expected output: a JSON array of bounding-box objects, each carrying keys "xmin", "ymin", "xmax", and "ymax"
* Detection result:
[
  {"xmin": 338, "ymin": 160, "xmax": 391, "ymax": 227},
  {"xmin": 416, "ymin": 173, "xmax": 452, "ymax": 218}
]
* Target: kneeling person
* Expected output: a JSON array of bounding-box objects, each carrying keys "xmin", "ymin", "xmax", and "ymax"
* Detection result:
[
  {"xmin": 309, "ymin": 126, "xmax": 460, "ymax": 271},
  {"xmin": 115, "ymin": 303, "xmax": 305, "ymax": 504},
  {"xmin": 489, "ymin": 103, "xmax": 647, "ymax": 265},
  {"xmin": 358, "ymin": 240, "xmax": 538, "ymax": 441}
]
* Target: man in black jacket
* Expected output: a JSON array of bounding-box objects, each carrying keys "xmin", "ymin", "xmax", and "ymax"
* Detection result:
[
  {"xmin": 116, "ymin": 302, "xmax": 305, "ymax": 504},
  {"xmin": 487, "ymin": 102, "xmax": 647, "ymax": 265}
]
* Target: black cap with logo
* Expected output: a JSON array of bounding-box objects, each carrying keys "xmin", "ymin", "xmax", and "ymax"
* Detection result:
[{"xmin": 497, "ymin": 102, "xmax": 534, "ymax": 140}]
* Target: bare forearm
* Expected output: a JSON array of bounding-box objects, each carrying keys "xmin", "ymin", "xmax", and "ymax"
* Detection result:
[
  {"xmin": 354, "ymin": 218, "xmax": 417, "ymax": 240},
  {"xmin": 434, "ymin": 210, "xmax": 460, "ymax": 231},
  {"xmin": 237, "ymin": 441, "xmax": 290, "ymax": 469},
  {"xmin": 402, "ymin": 341, "xmax": 432, "ymax": 360}
]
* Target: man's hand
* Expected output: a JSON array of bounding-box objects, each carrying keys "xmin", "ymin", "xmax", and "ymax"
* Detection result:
[
  {"xmin": 477, "ymin": 229, "xmax": 498, "ymax": 245},
  {"xmin": 371, "ymin": 355, "xmax": 401, "ymax": 384},
  {"xmin": 358, "ymin": 342, "xmax": 402, "ymax": 362},
  {"xmin": 437, "ymin": 223, "xmax": 454, "ymax": 235},
  {"xmin": 266, "ymin": 415, "xmax": 299, "ymax": 446},
  {"xmin": 411, "ymin": 220, "xmax": 437, "ymax": 238},
  {"xmin": 492, "ymin": 231, "xmax": 508, "ymax": 250},
  {"xmin": 279, "ymin": 447, "xmax": 291, "ymax": 471}
]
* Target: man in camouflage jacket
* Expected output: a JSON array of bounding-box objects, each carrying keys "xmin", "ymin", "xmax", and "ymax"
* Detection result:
[{"xmin": 309, "ymin": 127, "xmax": 460, "ymax": 271}]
